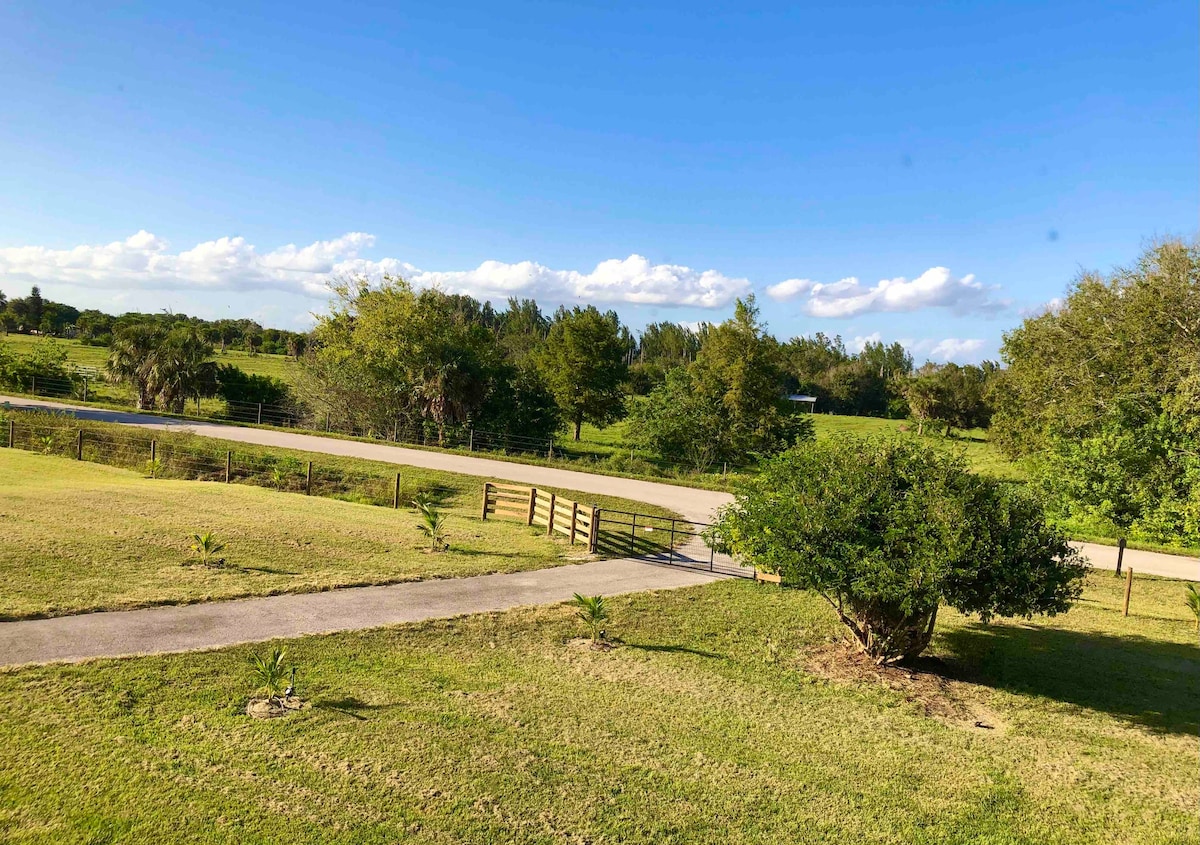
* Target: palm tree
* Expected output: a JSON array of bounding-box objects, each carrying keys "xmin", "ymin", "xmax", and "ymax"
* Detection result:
[
  {"xmin": 1186, "ymin": 584, "xmax": 1200, "ymax": 635},
  {"xmin": 413, "ymin": 497, "xmax": 449, "ymax": 551},
  {"xmin": 248, "ymin": 648, "xmax": 289, "ymax": 703},
  {"xmin": 106, "ymin": 324, "xmax": 166, "ymax": 410},
  {"xmin": 153, "ymin": 327, "xmax": 217, "ymax": 413},
  {"xmin": 189, "ymin": 530, "xmax": 226, "ymax": 567},
  {"xmin": 571, "ymin": 593, "xmax": 609, "ymax": 643}
]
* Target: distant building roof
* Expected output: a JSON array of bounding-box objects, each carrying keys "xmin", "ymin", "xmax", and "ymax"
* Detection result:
[{"xmin": 787, "ymin": 394, "xmax": 818, "ymax": 402}]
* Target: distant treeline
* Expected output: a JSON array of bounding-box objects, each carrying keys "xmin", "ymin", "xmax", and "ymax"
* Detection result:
[{"xmin": 0, "ymin": 286, "xmax": 307, "ymax": 356}]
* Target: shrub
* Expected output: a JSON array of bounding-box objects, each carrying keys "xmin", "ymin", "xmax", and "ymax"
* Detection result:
[{"xmin": 718, "ymin": 436, "xmax": 1087, "ymax": 664}]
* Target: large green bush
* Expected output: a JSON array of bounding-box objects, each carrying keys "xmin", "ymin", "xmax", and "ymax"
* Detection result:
[{"xmin": 718, "ymin": 436, "xmax": 1087, "ymax": 664}]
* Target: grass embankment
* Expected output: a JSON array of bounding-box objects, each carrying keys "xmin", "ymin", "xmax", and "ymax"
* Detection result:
[
  {"xmin": 0, "ymin": 445, "xmax": 677, "ymax": 620},
  {"xmin": 0, "ymin": 574, "xmax": 1194, "ymax": 843}
]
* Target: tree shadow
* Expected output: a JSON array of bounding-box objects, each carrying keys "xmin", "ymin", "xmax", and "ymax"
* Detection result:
[
  {"xmin": 935, "ymin": 622, "xmax": 1199, "ymax": 735},
  {"xmin": 313, "ymin": 696, "xmax": 393, "ymax": 721},
  {"xmin": 625, "ymin": 643, "xmax": 724, "ymax": 659},
  {"xmin": 239, "ymin": 565, "xmax": 301, "ymax": 576},
  {"xmin": 449, "ymin": 548, "xmax": 541, "ymax": 559}
]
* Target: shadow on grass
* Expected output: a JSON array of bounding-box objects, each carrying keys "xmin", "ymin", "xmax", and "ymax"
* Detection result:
[
  {"xmin": 449, "ymin": 548, "xmax": 542, "ymax": 560},
  {"xmin": 626, "ymin": 643, "xmax": 724, "ymax": 659},
  {"xmin": 937, "ymin": 623, "xmax": 1200, "ymax": 735},
  {"xmin": 239, "ymin": 565, "xmax": 301, "ymax": 576},
  {"xmin": 313, "ymin": 696, "xmax": 394, "ymax": 721}
]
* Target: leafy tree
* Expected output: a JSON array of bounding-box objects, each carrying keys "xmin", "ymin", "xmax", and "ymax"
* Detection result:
[
  {"xmin": 904, "ymin": 363, "xmax": 992, "ymax": 437},
  {"xmin": 106, "ymin": 324, "xmax": 167, "ymax": 409},
  {"xmin": 627, "ymin": 368, "xmax": 726, "ymax": 471},
  {"xmin": 993, "ymin": 239, "xmax": 1200, "ymax": 545},
  {"xmin": 106, "ymin": 324, "xmax": 216, "ymax": 411},
  {"xmin": 215, "ymin": 364, "xmax": 292, "ymax": 406},
  {"xmin": 496, "ymin": 298, "xmax": 549, "ymax": 364},
  {"xmin": 717, "ymin": 437, "xmax": 1086, "ymax": 664},
  {"xmin": 534, "ymin": 305, "xmax": 627, "ymax": 440}
]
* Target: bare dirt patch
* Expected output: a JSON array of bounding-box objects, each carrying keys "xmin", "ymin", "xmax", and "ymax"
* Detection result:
[
  {"xmin": 802, "ymin": 641, "xmax": 1007, "ymax": 733},
  {"xmin": 245, "ymin": 696, "xmax": 307, "ymax": 719}
]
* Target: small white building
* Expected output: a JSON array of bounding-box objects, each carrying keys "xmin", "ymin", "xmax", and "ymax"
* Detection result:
[{"xmin": 787, "ymin": 394, "xmax": 817, "ymax": 412}]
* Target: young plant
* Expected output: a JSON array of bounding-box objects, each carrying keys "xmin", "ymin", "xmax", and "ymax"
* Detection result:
[
  {"xmin": 189, "ymin": 530, "xmax": 227, "ymax": 567},
  {"xmin": 413, "ymin": 498, "xmax": 449, "ymax": 552},
  {"xmin": 270, "ymin": 465, "xmax": 290, "ymax": 491},
  {"xmin": 248, "ymin": 647, "xmax": 290, "ymax": 704},
  {"xmin": 144, "ymin": 457, "xmax": 162, "ymax": 478},
  {"xmin": 1186, "ymin": 584, "xmax": 1200, "ymax": 635},
  {"xmin": 39, "ymin": 434, "xmax": 56, "ymax": 454},
  {"xmin": 572, "ymin": 593, "xmax": 609, "ymax": 643}
]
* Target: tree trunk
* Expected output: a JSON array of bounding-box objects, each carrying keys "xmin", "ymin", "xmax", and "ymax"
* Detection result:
[{"xmin": 573, "ymin": 419, "xmax": 582, "ymax": 441}]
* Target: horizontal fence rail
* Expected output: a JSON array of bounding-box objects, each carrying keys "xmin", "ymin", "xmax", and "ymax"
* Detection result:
[
  {"xmin": 594, "ymin": 509, "xmax": 752, "ymax": 578},
  {"xmin": 481, "ymin": 483, "xmax": 599, "ymax": 553}
]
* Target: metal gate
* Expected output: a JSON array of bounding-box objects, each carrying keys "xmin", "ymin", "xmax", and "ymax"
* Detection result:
[{"xmin": 593, "ymin": 510, "xmax": 751, "ymax": 578}]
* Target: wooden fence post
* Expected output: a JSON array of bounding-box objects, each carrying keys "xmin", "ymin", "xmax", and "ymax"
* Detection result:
[
  {"xmin": 468, "ymin": 429, "xmax": 474, "ymax": 451},
  {"xmin": 1123, "ymin": 568, "xmax": 1133, "ymax": 617},
  {"xmin": 569, "ymin": 501, "xmax": 579, "ymax": 544},
  {"xmin": 589, "ymin": 506, "xmax": 600, "ymax": 554},
  {"xmin": 150, "ymin": 439, "xmax": 157, "ymax": 465},
  {"xmin": 1115, "ymin": 537, "xmax": 1126, "ymax": 576},
  {"xmin": 481, "ymin": 483, "xmax": 491, "ymax": 520},
  {"xmin": 76, "ymin": 429, "xmax": 83, "ymax": 460},
  {"xmin": 305, "ymin": 461, "xmax": 313, "ymax": 495},
  {"xmin": 548, "ymin": 441, "xmax": 554, "ymax": 459},
  {"xmin": 225, "ymin": 451, "xmax": 232, "ymax": 483},
  {"xmin": 7, "ymin": 419, "xmax": 13, "ymax": 448},
  {"xmin": 393, "ymin": 473, "xmax": 402, "ymax": 509},
  {"xmin": 527, "ymin": 487, "xmax": 537, "ymax": 526},
  {"xmin": 546, "ymin": 492, "xmax": 556, "ymax": 536}
]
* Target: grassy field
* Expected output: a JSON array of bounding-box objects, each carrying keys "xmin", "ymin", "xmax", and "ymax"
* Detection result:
[
  {"xmin": 0, "ymin": 446, "xmax": 675, "ymax": 620},
  {"xmin": 0, "ymin": 573, "xmax": 1194, "ymax": 843},
  {"xmin": 578, "ymin": 413, "xmax": 1025, "ymax": 480}
]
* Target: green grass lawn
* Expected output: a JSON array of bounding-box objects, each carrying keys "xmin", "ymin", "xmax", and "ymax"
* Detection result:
[
  {"xmin": 0, "ymin": 447, "xmax": 674, "ymax": 620},
  {"xmin": 0, "ymin": 573, "xmax": 1194, "ymax": 843}
]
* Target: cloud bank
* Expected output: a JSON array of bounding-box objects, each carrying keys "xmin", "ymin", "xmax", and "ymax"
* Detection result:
[
  {"xmin": 767, "ymin": 266, "xmax": 1007, "ymax": 317},
  {"xmin": 850, "ymin": 332, "xmax": 986, "ymax": 363},
  {"xmin": 0, "ymin": 231, "xmax": 750, "ymax": 309}
]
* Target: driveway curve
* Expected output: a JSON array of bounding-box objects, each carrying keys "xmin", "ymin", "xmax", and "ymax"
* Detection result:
[{"xmin": 3, "ymin": 395, "xmax": 1196, "ymax": 580}]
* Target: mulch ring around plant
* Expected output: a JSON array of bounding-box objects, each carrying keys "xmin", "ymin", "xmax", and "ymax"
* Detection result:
[
  {"xmin": 245, "ymin": 696, "xmax": 308, "ymax": 719},
  {"xmin": 802, "ymin": 641, "xmax": 1007, "ymax": 733}
]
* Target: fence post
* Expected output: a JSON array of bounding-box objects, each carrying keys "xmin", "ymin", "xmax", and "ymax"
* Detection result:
[
  {"xmin": 546, "ymin": 492, "xmax": 556, "ymax": 536},
  {"xmin": 481, "ymin": 483, "xmax": 490, "ymax": 521},
  {"xmin": 668, "ymin": 518, "xmax": 676, "ymax": 565},
  {"xmin": 325, "ymin": 413, "xmax": 330, "ymax": 432},
  {"xmin": 256, "ymin": 403, "xmax": 263, "ymax": 425},
  {"xmin": 305, "ymin": 461, "xmax": 312, "ymax": 495},
  {"xmin": 82, "ymin": 379, "xmax": 88, "ymax": 402},
  {"xmin": 630, "ymin": 513, "xmax": 637, "ymax": 555},
  {"xmin": 469, "ymin": 429, "xmax": 474, "ymax": 451},
  {"xmin": 548, "ymin": 441, "xmax": 554, "ymax": 459},
  {"xmin": 393, "ymin": 420, "xmax": 399, "ymax": 442},
  {"xmin": 225, "ymin": 451, "xmax": 231, "ymax": 483},
  {"xmin": 7, "ymin": 419, "xmax": 13, "ymax": 448},
  {"xmin": 76, "ymin": 429, "xmax": 83, "ymax": 460},
  {"xmin": 1115, "ymin": 537, "xmax": 1126, "ymax": 576},
  {"xmin": 589, "ymin": 506, "xmax": 600, "ymax": 554},
  {"xmin": 150, "ymin": 439, "xmax": 157, "ymax": 465},
  {"xmin": 1123, "ymin": 568, "xmax": 1133, "ymax": 616},
  {"xmin": 569, "ymin": 501, "xmax": 578, "ymax": 544},
  {"xmin": 527, "ymin": 488, "xmax": 537, "ymax": 526},
  {"xmin": 393, "ymin": 473, "xmax": 401, "ymax": 509},
  {"xmin": 30, "ymin": 375, "xmax": 36, "ymax": 394}
]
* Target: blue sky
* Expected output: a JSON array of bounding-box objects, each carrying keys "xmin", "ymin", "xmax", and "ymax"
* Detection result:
[{"xmin": 1, "ymin": 1, "xmax": 1195, "ymax": 361}]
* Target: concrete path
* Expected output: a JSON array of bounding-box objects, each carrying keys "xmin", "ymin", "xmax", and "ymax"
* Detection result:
[
  {"xmin": 0, "ymin": 558, "xmax": 720, "ymax": 668},
  {"xmin": 1073, "ymin": 542, "xmax": 1198, "ymax": 581},
  {"xmin": 0, "ymin": 395, "xmax": 729, "ymax": 523}
]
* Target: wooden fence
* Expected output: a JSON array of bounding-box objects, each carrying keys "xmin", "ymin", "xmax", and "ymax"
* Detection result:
[{"xmin": 481, "ymin": 482, "xmax": 599, "ymax": 553}]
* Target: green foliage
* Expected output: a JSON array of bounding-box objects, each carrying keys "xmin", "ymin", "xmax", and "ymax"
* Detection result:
[
  {"xmin": 106, "ymin": 324, "xmax": 217, "ymax": 412},
  {"xmin": 905, "ymin": 362, "xmax": 994, "ymax": 437},
  {"xmin": 214, "ymin": 363, "xmax": 292, "ymax": 406},
  {"xmin": 144, "ymin": 458, "xmax": 162, "ymax": 479},
  {"xmin": 571, "ymin": 592, "xmax": 609, "ymax": 643},
  {"xmin": 781, "ymin": 334, "xmax": 913, "ymax": 417},
  {"xmin": 533, "ymin": 305, "xmax": 628, "ymax": 440},
  {"xmin": 247, "ymin": 647, "xmax": 290, "ymax": 702},
  {"xmin": 994, "ymin": 239, "xmax": 1200, "ymax": 546},
  {"xmin": 188, "ymin": 531, "xmax": 226, "ymax": 567},
  {"xmin": 413, "ymin": 498, "xmax": 449, "ymax": 552},
  {"xmin": 718, "ymin": 436, "xmax": 1087, "ymax": 663},
  {"xmin": 0, "ymin": 339, "xmax": 78, "ymax": 395}
]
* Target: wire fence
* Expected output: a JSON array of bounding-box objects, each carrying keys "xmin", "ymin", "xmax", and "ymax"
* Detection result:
[
  {"xmin": 593, "ymin": 509, "xmax": 751, "ymax": 578},
  {"xmin": 1, "ymin": 418, "xmax": 430, "ymax": 510}
]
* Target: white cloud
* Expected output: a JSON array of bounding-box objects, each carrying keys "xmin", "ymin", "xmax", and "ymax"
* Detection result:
[
  {"xmin": 786, "ymin": 267, "xmax": 1006, "ymax": 317},
  {"xmin": 0, "ymin": 232, "xmax": 750, "ymax": 309},
  {"xmin": 1018, "ymin": 296, "xmax": 1065, "ymax": 318},
  {"xmin": 925, "ymin": 338, "xmax": 985, "ymax": 361},
  {"xmin": 849, "ymin": 332, "xmax": 883, "ymax": 353},
  {"xmin": 764, "ymin": 277, "xmax": 816, "ymax": 301}
]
